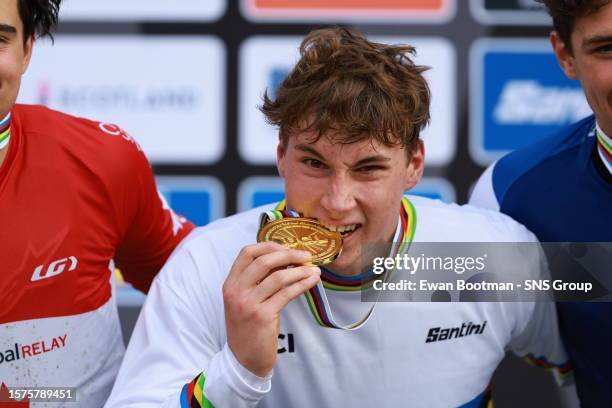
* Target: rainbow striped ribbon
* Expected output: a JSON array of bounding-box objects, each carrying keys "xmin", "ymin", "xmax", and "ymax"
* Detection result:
[
  {"xmin": 596, "ymin": 124, "xmax": 612, "ymax": 174},
  {"xmin": 265, "ymin": 197, "xmax": 417, "ymax": 330},
  {"xmin": 0, "ymin": 113, "xmax": 10, "ymax": 150},
  {"xmin": 180, "ymin": 373, "xmax": 214, "ymax": 408}
]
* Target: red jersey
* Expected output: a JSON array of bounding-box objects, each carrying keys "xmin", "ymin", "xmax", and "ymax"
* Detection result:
[{"xmin": 0, "ymin": 104, "xmax": 194, "ymax": 407}]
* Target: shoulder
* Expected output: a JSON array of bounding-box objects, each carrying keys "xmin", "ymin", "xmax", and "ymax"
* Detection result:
[
  {"xmin": 15, "ymin": 104, "xmax": 109, "ymax": 138},
  {"xmin": 13, "ymin": 104, "xmax": 80, "ymax": 125},
  {"xmin": 489, "ymin": 115, "xmax": 595, "ymax": 205},
  {"xmin": 409, "ymin": 196, "xmax": 547, "ymax": 298},
  {"xmin": 13, "ymin": 104, "xmax": 146, "ymax": 166},
  {"xmin": 408, "ymin": 195, "xmax": 537, "ymax": 243}
]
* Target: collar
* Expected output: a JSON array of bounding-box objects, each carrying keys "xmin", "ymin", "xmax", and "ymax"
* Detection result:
[
  {"xmin": 0, "ymin": 112, "xmax": 11, "ymax": 150},
  {"xmin": 595, "ymin": 122, "xmax": 612, "ymax": 176}
]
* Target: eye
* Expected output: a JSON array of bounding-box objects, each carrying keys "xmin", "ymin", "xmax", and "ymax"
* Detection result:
[
  {"xmin": 356, "ymin": 165, "xmax": 384, "ymax": 173},
  {"xmin": 303, "ymin": 158, "xmax": 325, "ymax": 169},
  {"xmin": 596, "ymin": 44, "xmax": 612, "ymax": 53}
]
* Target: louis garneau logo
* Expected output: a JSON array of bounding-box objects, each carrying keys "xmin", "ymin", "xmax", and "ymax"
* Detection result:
[
  {"xmin": 425, "ymin": 321, "xmax": 487, "ymax": 343},
  {"xmin": 0, "ymin": 334, "xmax": 68, "ymax": 365},
  {"xmin": 31, "ymin": 257, "xmax": 78, "ymax": 282}
]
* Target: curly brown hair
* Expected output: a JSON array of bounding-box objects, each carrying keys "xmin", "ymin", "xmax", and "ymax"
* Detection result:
[
  {"xmin": 536, "ymin": 0, "xmax": 610, "ymax": 52},
  {"xmin": 260, "ymin": 28, "xmax": 431, "ymax": 155}
]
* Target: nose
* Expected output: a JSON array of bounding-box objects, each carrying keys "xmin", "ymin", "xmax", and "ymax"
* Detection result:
[{"xmin": 320, "ymin": 173, "xmax": 356, "ymax": 218}]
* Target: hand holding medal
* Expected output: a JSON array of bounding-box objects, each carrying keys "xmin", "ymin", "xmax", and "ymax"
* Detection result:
[
  {"xmin": 257, "ymin": 210, "xmax": 379, "ymax": 330},
  {"xmin": 223, "ymin": 221, "xmax": 322, "ymax": 377}
]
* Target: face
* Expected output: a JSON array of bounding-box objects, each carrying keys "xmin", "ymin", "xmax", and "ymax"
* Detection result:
[
  {"xmin": 551, "ymin": 2, "xmax": 612, "ymax": 135},
  {"xmin": 0, "ymin": 0, "xmax": 33, "ymax": 120},
  {"xmin": 277, "ymin": 132, "xmax": 424, "ymax": 276}
]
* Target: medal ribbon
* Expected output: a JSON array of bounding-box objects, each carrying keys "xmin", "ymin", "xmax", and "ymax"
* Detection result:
[
  {"xmin": 596, "ymin": 124, "xmax": 612, "ymax": 174},
  {"xmin": 260, "ymin": 197, "xmax": 416, "ymax": 330},
  {"xmin": 0, "ymin": 113, "xmax": 11, "ymax": 150}
]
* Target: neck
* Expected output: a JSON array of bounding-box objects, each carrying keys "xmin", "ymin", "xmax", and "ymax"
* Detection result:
[
  {"xmin": 0, "ymin": 145, "xmax": 7, "ymax": 168},
  {"xmin": 0, "ymin": 112, "xmax": 11, "ymax": 168}
]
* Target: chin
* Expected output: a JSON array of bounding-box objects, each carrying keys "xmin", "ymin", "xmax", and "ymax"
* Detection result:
[
  {"xmin": 328, "ymin": 251, "xmax": 365, "ymax": 276},
  {"xmin": 327, "ymin": 256, "xmax": 352, "ymax": 273}
]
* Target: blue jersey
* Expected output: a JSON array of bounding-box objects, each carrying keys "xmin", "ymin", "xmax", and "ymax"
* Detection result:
[{"xmin": 470, "ymin": 115, "xmax": 612, "ymax": 407}]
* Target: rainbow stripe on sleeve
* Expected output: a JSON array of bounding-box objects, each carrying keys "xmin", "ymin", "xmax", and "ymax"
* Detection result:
[
  {"xmin": 524, "ymin": 353, "xmax": 573, "ymax": 385},
  {"xmin": 180, "ymin": 373, "xmax": 215, "ymax": 408}
]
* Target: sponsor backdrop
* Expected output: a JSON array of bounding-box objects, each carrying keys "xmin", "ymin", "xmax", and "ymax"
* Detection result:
[{"xmin": 18, "ymin": 1, "xmax": 589, "ymax": 406}]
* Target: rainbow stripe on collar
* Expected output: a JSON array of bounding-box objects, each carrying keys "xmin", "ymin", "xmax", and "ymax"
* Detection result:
[
  {"xmin": 596, "ymin": 125, "xmax": 612, "ymax": 174},
  {"xmin": 272, "ymin": 197, "xmax": 417, "ymax": 329},
  {"xmin": 0, "ymin": 113, "xmax": 10, "ymax": 150}
]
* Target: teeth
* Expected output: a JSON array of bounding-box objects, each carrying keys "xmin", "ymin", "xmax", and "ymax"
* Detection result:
[{"xmin": 320, "ymin": 222, "xmax": 358, "ymax": 233}]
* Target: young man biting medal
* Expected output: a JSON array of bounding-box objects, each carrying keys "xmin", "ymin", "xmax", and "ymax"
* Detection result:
[{"xmin": 105, "ymin": 28, "xmax": 571, "ymax": 408}]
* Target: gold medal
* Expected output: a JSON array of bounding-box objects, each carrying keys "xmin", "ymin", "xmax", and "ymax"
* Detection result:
[{"xmin": 257, "ymin": 218, "xmax": 342, "ymax": 266}]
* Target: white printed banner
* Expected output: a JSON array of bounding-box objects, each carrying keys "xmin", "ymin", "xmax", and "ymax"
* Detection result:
[
  {"xmin": 60, "ymin": 0, "xmax": 226, "ymax": 21},
  {"xmin": 19, "ymin": 36, "xmax": 226, "ymax": 164}
]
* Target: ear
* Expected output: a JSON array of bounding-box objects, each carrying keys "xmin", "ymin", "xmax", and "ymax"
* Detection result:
[
  {"xmin": 21, "ymin": 35, "xmax": 34, "ymax": 74},
  {"xmin": 550, "ymin": 31, "xmax": 577, "ymax": 80},
  {"xmin": 276, "ymin": 141, "xmax": 286, "ymax": 178},
  {"xmin": 404, "ymin": 141, "xmax": 425, "ymax": 191}
]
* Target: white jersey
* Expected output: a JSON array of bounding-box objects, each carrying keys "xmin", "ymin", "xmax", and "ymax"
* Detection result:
[{"xmin": 105, "ymin": 196, "xmax": 569, "ymax": 408}]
